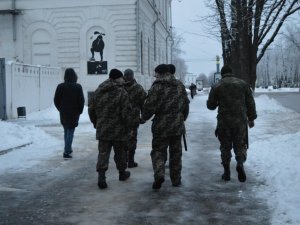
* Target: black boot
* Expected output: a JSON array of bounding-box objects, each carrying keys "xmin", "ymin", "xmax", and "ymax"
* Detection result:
[
  {"xmin": 152, "ymin": 177, "xmax": 165, "ymax": 190},
  {"xmin": 128, "ymin": 152, "xmax": 138, "ymax": 168},
  {"xmin": 98, "ymin": 171, "xmax": 107, "ymax": 189},
  {"xmin": 222, "ymin": 163, "xmax": 231, "ymax": 181},
  {"xmin": 236, "ymin": 162, "xmax": 246, "ymax": 182},
  {"xmin": 119, "ymin": 170, "xmax": 130, "ymax": 181}
]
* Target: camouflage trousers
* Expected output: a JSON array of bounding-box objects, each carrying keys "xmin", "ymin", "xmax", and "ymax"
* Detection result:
[
  {"xmin": 125, "ymin": 128, "xmax": 138, "ymax": 160},
  {"xmin": 96, "ymin": 140, "xmax": 127, "ymax": 172},
  {"xmin": 217, "ymin": 125, "xmax": 247, "ymax": 165},
  {"xmin": 151, "ymin": 135, "xmax": 182, "ymax": 184}
]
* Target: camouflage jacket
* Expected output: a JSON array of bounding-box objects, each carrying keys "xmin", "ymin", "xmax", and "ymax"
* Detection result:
[
  {"xmin": 207, "ymin": 73, "xmax": 257, "ymax": 128},
  {"xmin": 142, "ymin": 74, "xmax": 190, "ymax": 137},
  {"xmin": 88, "ymin": 79, "xmax": 132, "ymax": 141},
  {"xmin": 124, "ymin": 80, "xmax": 147, "ymax": 128}
]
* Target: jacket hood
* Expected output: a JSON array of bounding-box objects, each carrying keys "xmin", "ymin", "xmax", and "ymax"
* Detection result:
[{"xmin": 64, "ymin": 68, "xmax": 78, "ymax": 83}]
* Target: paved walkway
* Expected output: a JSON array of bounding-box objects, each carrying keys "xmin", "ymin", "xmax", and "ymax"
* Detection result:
[{"xmin": 0, "ymin": 95, "xmax": 271, "ymax": 225}]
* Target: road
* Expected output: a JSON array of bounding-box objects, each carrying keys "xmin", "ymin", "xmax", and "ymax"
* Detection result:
[
  {"xmin": 255, "ymin": 92, "xmax": 300, "ymax": 113},
  {"xmin": 0, "ymin": 96, "xmax": 271, "ymax": 225}
]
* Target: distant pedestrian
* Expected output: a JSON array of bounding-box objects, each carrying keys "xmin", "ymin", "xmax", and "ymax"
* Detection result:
[
  {"xmin": 207, "ymin": 65, "xmax": 257, "ymax": 182},
  {"xmin": 54, "ymin": 68, "xmax": 85, "ymax": 159},
  {"xmin": 123, "ymin": 68, "xmax": 147, "ymax": 168},
  {"xmin": 189, "ymin": 83, "xmax": 197, "ymax": 99},
  {"xmin": 88, "ymin": 69, "xmax": 132, "ymax": 189},
  {"xmin": 141, "ymin": 64, "xmax": 190, "ymax": 189}
]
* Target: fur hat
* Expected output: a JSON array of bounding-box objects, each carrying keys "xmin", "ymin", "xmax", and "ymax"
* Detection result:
[
  {"xmin": 109, "ymin": 69, "xmax": 123, "ymax": 80},
  {"xmin": 168, "ymin": 64, "xmax": 176, "ymax": 75},
  {"xmin": 221, "ymin": 65, "xmax": 232, "ymax": 76},
  {"xmin": 155, "ymin": 64, "xmax": 168, "ymax": 75}
]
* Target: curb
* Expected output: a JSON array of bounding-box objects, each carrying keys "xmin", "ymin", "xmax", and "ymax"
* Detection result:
[{"xmin": 0, "ymin": 142, "xmax": 33, "ymax": 156}]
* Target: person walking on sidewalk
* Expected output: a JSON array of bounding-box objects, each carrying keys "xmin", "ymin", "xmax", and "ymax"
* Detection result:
[
  {"xmin": 123, "ymin": 68, "xmax": 147, "ymax": 168},
  {"xmin": 206, "ymin": 65, "xmax": 257, "ymax": 182},
  {"xmin": 88, "ymin": 69, "xmax": 132, "ymax": 189},
  {"xmin": 54, "ymin": 68, "xmax": 85, "ymax": 159},
  {"xmin": 141, "ymin": 64, "xmax": 190, "ymax": 189},
  {"xmin": 189, "ymin": 83, "xmax": 197, "ymax": 99}
]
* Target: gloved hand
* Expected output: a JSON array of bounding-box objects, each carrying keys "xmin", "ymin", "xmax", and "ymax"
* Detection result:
[
  {"xmin": 93, "ymin": 123, "xmax": 97, "ymax": 129},
  {"xmin": 248, "ymin": 120, "xmax": 255, "ymax": 128}
]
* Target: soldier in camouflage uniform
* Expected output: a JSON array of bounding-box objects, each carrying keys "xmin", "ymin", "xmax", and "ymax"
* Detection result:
[
  {"xmin": 141, "ymin": 64, "xmax": 190, "ymax": 189},
  {"xmin": 207, "ymin": 65, "xmax": 257, "ymax": 182},
  {"xmin": 88, "ymin": 69, "xmax": 132, "ymax": 189},
  {"xmin": 123, "ymin": 69, "xmax": 147, "ymax": 168}
]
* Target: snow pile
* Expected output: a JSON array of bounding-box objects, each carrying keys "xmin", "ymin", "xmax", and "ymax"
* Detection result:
[{"xmin": 255, "ymin": 95, "xmax": 294, "ymax": 113}]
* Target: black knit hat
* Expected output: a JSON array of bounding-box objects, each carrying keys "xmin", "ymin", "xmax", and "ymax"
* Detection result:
[
  {"xmin": 155, "ymin": 64, "xmax": 168, "ymax": 75},
  {"xmin": 109, "ymin": 69, "xmax": 123, "ymax": 79},
  {"xmin": 221, "ymin": 65, "xmax": 232, "ymax": 75}
]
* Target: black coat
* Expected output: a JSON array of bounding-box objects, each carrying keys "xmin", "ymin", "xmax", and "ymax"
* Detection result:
[{"xmin": 54, "ymin": 82, "xmax": 85, "ymax": 128}]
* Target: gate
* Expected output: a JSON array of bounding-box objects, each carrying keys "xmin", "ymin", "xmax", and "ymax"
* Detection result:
[{"xmin": 0, "ymin": 58, "xmax": 6, "ymax": 120}]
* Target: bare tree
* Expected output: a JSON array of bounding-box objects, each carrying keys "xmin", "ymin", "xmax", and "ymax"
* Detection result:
[
  {"xmin": 283, "ymin": 25, "xmax": 300, "ymax": 50},
  {"xmin": 209, "ymin": 0, "xmax": 300, "ymax": 89},
  {"xmin": 171, "ymin": 30, "xmax": 188, "ymax": 82}
]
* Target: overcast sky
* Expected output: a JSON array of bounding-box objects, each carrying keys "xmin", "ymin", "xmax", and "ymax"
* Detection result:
[{"xmin": 172, "ymin": 0, "xmax": 222, "ymax": 76}]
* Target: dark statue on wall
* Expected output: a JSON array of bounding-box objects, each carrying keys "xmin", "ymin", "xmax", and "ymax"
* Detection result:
[
  {"xmin": 90, "ymin": 31, "xmax": 105, "ymax": 62},
  {"xmin": 87, "ymin": 31, "xmax": 107, "ymax": 75}
]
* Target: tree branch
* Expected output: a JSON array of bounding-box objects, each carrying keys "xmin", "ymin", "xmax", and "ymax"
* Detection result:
[{"xmin": 257, "ymin": 1, "xmax": 300, "ymax": 62}]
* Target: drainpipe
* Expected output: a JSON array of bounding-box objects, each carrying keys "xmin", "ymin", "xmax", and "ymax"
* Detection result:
[
  {"xmin": 165, "ymin": 31, "xmax": 172, "ymax": 63},
  {"xmin": 153, "ymin": 12, "xmax": 159, "ymax": 61},
  {"xmin": 12, "ymin": 0, "xmax": 17, "ymax": 41},
  {"xmin": 136, "ymin": 0, "xmax": 140, "ymax": 71}
]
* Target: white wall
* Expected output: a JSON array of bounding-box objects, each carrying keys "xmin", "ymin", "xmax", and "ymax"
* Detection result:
[
  {"xmin": 5, "ymin": 62, "xmax": 61, "ymax": 119},
  {"xmin": 1, "ymin": 0, "xmax": 172, "ymax": 93}
]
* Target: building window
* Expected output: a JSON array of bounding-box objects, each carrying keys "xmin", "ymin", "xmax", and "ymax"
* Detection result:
[{"xmin": 31, "ymin": 29, "xmax": 51, "ymax": 66}]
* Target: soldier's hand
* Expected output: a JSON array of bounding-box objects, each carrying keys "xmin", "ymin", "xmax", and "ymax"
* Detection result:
[
  {"xmin": 248, "ymin": 120, "xmax": 254, "ymax": 128},
  {"xmin": 140, "ymin": 117, "xmax": 146, "ymax": 124},
  {"xmin": 93, "ymin": 123, "xmax": 97, "ymax": 129}
]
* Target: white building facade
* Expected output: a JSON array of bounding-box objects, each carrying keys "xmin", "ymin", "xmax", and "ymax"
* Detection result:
[
  {"xmin": 185, "ymin": 73, "xmax": 197, "ymax": 86},
  {"xmin": 0, "ymin": 0, "xmax": 173, "ymax": 97}
]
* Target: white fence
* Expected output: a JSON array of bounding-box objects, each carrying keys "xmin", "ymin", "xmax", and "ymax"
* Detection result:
[{"xmin": 4, "ymin": 62, "xmax": 62, "ymax": 119}]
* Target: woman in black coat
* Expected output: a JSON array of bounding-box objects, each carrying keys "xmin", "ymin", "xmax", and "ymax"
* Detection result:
[{"xmin": 54, "ymin": 68, "xmax": 85, "ymax": 158}]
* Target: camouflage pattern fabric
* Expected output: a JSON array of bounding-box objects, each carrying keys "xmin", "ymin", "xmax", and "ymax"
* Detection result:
[
  {"xmin": 124, "ymin": 80, "xmax": 146, "ymax": 159},
  {"xmin": 217, "ymin": 125, "xmax": 247, "ymax": 164},
  {"xmin": 88, "ymin": 79, "xmax": 132, "ymax": 141},
  {"xmin": 96, "ymin": 140, "xmax": 127, "ymax": 172},
  {"xmin": 125, "ymin": 128, "xmax": 138, "ymax": 159},
  {"xmin": 207, "ymin": 73, "xmax": 257, "ymax": 163},
  {"xmin": 124, "ymin": 80, "xmax": 147, "ymax": 129},
  {"xmin": 151, "ymin": 136, "xmax": 182, "ymax": 184},
  {"xmin": 142, "ymin": 74, "xmax": 190, "ymax": 137},
  {"xmin": 207, "ymin": 73, "xmax": 257, "ymax": 128},
  {"xmin": 142, "ymin": 74, "xmax": 189, "ymax": 184}
]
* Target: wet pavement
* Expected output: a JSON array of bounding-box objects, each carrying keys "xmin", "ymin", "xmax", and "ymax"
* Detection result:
[{"xmin": 0, "ymin": 95, "xmax": 271, "ymax": 225}]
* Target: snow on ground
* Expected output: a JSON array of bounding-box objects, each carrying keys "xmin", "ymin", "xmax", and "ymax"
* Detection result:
[{"xmin": 0, "ymin": 90, "xmax": 300, "ymax": 225}]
